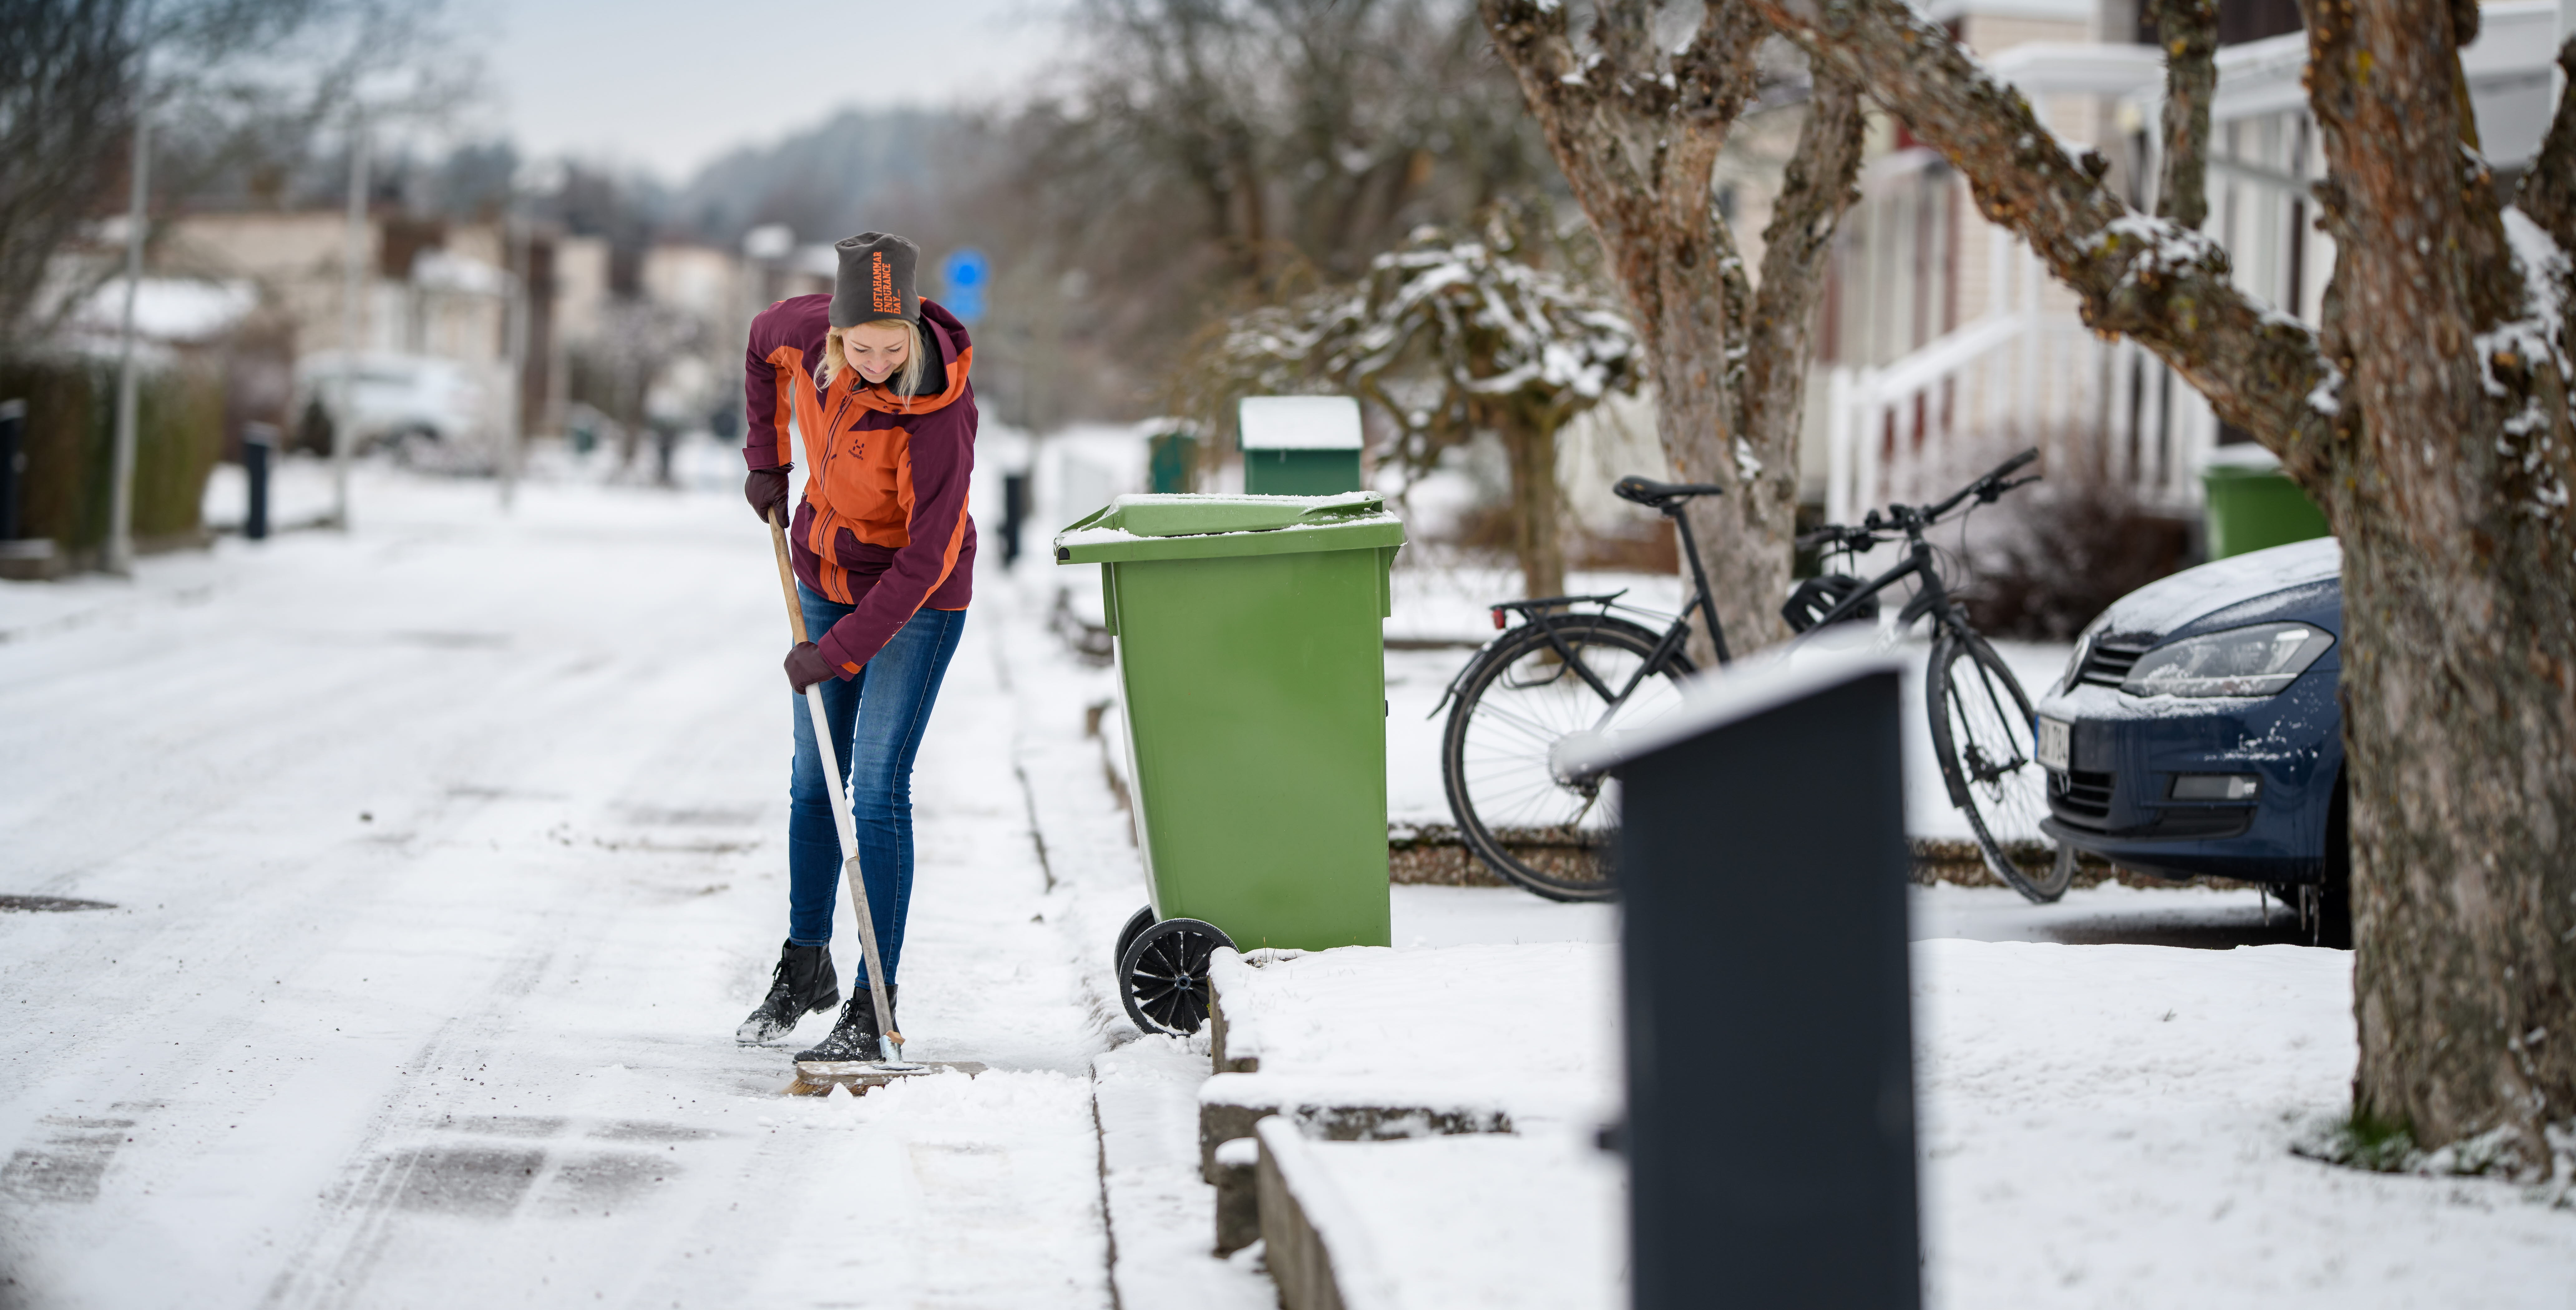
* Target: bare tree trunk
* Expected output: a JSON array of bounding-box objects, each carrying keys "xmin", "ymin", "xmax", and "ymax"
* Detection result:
[
  {"xmin": 2300, "ymin": 0, "xmax": 2576, "ymax": 1169},
  {"xmin": 1499, "ymin": 408, "xmax": 1568, "ymax": 601},
  {"xmin": 1478, "ymin": 0, "xmax": 1861, "ymax": 660},
  {"xmin": 1753, "ymin": 0, "xmax": 2576, "ymax": 1169},
  {"xmin": 1742, "ymin": 66, "xmax": 1869, "ymax": 618}
]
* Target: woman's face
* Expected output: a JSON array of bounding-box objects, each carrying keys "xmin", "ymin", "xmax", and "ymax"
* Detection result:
[{"xmin": 842, "ymin": 322, "xmax": 910, "ymax": 384}]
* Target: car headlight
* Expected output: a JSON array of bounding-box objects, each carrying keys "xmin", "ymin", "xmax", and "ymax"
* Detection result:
[{"xmin": 2121, "ymin": 622, "xmax": 2335, "ymax": 698}]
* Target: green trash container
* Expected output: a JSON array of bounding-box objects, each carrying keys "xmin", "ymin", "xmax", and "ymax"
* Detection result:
[
  {"xmin": 1054, "ymin": 491, "xmax": 1404, "ymax": 1035},
  {"xmin": 1146, "ymin": 430, "xmax": 1198, "ymax": 494},
  {"xmin": 2201, "ymin": 446, "xmax": 2329, "ymax": 559}
]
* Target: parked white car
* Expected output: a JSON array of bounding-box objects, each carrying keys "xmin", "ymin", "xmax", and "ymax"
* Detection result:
[{"xmin": 293, "ymin": 351, "xmax": 491, "ymax": 466}]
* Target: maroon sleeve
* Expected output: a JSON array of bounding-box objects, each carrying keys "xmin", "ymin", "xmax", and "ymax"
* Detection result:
[
  {"xmin": 743, "ymin": 296, "xmax": 826, "ymax": 472},
  {"xmin": 814, "ymin": 395, "xmax": 978, "ymax": 674}
]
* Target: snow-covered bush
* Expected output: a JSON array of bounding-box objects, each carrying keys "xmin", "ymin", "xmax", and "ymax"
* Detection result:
[{"xmin": 1190, "ymin": 213, "xmax": 1639, "ymax": 599}]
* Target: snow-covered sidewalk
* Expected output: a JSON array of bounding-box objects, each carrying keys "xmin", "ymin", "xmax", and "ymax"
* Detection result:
[{"xmin": 1, "ymin": 470, "xmax": 1115, "ymax": 1307}]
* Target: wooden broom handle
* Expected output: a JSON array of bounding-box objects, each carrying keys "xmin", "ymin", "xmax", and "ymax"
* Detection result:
[{"xmin": 768, "ymin": 509, "xmax": 811, "ymax": 645}]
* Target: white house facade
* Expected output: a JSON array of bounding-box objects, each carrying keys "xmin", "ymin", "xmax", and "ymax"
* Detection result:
[{"xmin": 1803, "ymin": 0, "xmax": 2575, "ymax": 526}]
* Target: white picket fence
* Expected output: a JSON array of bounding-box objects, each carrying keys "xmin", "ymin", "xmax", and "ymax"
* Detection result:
[{"xmin": 1822, "ymin": 310, "xmax": 2220, "ymax": 529}]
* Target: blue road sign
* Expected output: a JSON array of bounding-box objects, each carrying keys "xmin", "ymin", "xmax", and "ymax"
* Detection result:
[{"xmin": 941, "ymin": 248, "xmax": 989, "ymax": 324}]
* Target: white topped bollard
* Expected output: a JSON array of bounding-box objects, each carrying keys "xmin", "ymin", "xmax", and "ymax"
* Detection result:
[{"xmin": 1237, "ymin": 395, "xmax": 1363, "ymax": 496}]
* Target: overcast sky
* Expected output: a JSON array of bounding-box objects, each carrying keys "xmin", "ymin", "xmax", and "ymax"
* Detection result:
[{"xmin": 474, "ymin": 0, "xmax": 1071, "ymax": 180}]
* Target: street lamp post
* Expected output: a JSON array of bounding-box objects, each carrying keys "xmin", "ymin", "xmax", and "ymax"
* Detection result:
[
  {"xmin": 105, "ymin": 44, "xmax": 153, "ymax": 576},
  {"xmin": 500, "ymin": 210, "xmax": 528, "ymax": 512},
  {"xmin": 333, "ymin": 115, "xmax": 369, "ymax": 531}
]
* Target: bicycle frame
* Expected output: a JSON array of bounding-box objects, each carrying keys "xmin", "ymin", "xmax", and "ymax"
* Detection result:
[
  {"xmin": 1437, "ymin": 448, "xmax": 2047, "ymax": 894},
  {"xmin": 1528, "ymin": 505, "xmax": 1730, "ymax": 723},
  {"xmin": 1436, "ymin": 499, "xmax": 1732, "ymax": 723},
  {"xmin": 1789, "ymin": 448, "xmax": 2041, "ymax": 648},
  {"xmin": 1792, "ymin": 534, "xmax": 1969, "ymax": 648}
]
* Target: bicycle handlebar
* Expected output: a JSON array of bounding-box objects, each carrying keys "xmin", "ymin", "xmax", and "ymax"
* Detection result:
[
  {"xmin": 1802, "ymin": 448, "xmax": 2041, "ymax": 548},
  {"xmin": 1923, "ymin": 447, "xmax": 2041, "ymax": 519},
  {"xmin": 1796, "ymin": 524, "xmax": 1879, "ymax": 550}
]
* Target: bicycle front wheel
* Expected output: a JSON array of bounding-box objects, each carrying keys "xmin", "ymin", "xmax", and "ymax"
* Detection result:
[
  {"xmin": 1927, "ymin": 630, "xmax": 2068, "ymax": 902},
  {"xmin": 1441, "ymin": 617, "xmax": 1693, "ymax": 901}
]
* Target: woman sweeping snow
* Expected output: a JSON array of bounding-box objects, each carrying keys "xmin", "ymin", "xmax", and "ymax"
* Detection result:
[{"xmin": 734, "ymin": 232, "xmax": 977, "ymax": 1061}]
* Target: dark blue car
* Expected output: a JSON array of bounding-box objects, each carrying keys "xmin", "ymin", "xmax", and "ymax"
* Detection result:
[{"xmin": 2029, "ymin": 538, "xmax": 2349, "ymax": 944}]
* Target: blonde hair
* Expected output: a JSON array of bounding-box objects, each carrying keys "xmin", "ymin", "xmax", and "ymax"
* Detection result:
[{"xmin": 819, "ymin": 318, "xmax": 929, "ymax": 397}]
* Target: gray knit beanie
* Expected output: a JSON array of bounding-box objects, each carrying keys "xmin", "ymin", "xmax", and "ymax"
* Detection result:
[{"xmin": 830, "ymin": 232, "xmax": 922, "ymax": 327}]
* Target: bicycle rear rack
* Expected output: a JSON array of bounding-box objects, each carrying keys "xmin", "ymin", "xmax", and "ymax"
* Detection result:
[{"xmin": 1487, "ymin": 589, "xmax": 1629, "ymax": 629}]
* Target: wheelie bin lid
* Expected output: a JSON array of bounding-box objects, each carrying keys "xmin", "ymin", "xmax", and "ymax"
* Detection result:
[{"xmin": 1052, "ymin": 491, "xmax": 1404, "ymax": 563}]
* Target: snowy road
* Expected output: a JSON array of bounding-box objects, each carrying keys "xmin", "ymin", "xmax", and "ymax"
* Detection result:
[{"xmin": 2, "ymin": 472, "xmax": 1114, "ymax": 1308}]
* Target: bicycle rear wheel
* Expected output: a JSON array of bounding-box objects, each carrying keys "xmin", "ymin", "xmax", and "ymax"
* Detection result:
[
  {"xmin": 1440, "ymin": 617, "xmax": 1693, "ymax": 901},
  {"xmin": 1927, "ymin": 629, "xmax": 2068, "ymax": 902}
]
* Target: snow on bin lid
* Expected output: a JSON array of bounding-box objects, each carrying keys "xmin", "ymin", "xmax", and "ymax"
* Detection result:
[
  {"xmin": 2201, "ymin": 442, "xmax": 2285, "ymax": 475},
  {"xmin": 1087, "ymin": 490, "xmax": 1383, "ymax": 538},
  {"xmin": 1238, "ymin": 396, "xmax": 1363, "ymax": 450},
  {"xmin": 1051, "ymin": 491, "xmax": 1402, "ymax": 563}
]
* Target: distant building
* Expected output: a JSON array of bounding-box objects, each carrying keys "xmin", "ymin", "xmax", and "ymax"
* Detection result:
[
  {"xmin": 161, "ymin": 211, "xmax": 523, "ymax": 457},
  {"xmin": 150, "ymin": 212, "xmax": 780, "ymax": 463}
]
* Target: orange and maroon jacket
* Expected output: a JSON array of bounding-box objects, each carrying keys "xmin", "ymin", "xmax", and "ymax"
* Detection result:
[{"xmin": 744, "ymin": 294, "xmax": 977, "ymax": 677}]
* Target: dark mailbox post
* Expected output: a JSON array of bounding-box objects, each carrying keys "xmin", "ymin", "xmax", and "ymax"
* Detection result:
[
  {"xmin": 1562, "ymin": 653, "xmax": 1919, "ymax": 1310},
  {"xmin": 241, "ymin": 422, "xmax": 278, "ymax": 541},
  {"xmin": 0, "ymin": 399, "xmax": 25, "ymax": 542},
  {"xmin": 1000, "ymin": 472, "xmax": 1029, "ymax": 565}
]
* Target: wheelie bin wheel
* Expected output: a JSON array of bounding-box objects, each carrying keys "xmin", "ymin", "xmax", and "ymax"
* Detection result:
[
  {"xmin": 1118, "ymin": 917, "xmax": 1234, "ymax": 1036},
  {"xmin": 1114, "ymin": 905, "xmax": 1156, "ymax": 975}
]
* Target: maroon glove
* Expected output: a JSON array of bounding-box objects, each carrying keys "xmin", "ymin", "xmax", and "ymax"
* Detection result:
[
  {"xmin": 785, "ymin": 641, "xmax": 838, "ymax": 692},
  {"xmin": 746, "ymin": 467, "xmax": 792, "ymax": 525}
]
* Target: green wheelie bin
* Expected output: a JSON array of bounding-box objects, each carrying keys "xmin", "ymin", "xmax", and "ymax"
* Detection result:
[
  {"xmin": 2201, "ymin": 446, "xmax": 2330, "ymax": 559},
  {"xmin": 1053, "ymin": 491, "xmax": 1405, "ymax": 1035}
]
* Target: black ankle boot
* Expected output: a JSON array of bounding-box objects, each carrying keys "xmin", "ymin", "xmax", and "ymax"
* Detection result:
[
  {"xmin": 736, "ymin": 940, "xmax": 839, "ymax": 1044},
  {"xmin": 795, "ymin": 983, "xmax": 899, "ymax": 1062}
]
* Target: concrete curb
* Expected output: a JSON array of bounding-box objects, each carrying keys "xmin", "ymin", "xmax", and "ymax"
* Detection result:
[
  {"xmin": 1198, "ymin": 1075, "xmax": 1513, "ymax": 1180},
  {"xmin": 1200, "ymin": 977, "xmax": 1515, "ymax": 1183},
  {"xmin": 1256, "ymin": 1118, "xmax": 1363, "ymax": 1310}
]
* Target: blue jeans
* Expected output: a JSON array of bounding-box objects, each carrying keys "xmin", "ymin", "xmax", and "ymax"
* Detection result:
[{"xmin": 787, "ymin": 583, "xmax": 966, "ymax": 987}]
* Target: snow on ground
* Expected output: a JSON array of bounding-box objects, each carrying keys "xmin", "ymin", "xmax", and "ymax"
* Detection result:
[
  {"xmin": 1916, "ymin": 941, "xmax": 2575, "ymax": 1308},
  {"xmin": 1090, "ymin": 1037, "xmax": 1274, "ymax": 1310},
  {"xmin": 1, "ymin": 465, "xmax": 1116, "ymax": 1307},
  {"xmin": 1217, "ymin": 933, "xmax": 2576, "ymax": 1310},
  {"xmin": 1395, "ymin": 879, "xmax": 2310, "ymax": 952},
  {"xmin": 1209, "ymin": 940, "xmax": 1621, "ymax": 1131},
  {"xmin": 1257, "ymin": 1120, "xmax": 1624, "ymax": 1310},
  {"xmin": 1913, "ymin": 880, "xmax": 2301, "ymax": 948},
  {"xmin": 8, "ymin": 459, "xmax": 2569, "ymax": 1309},
  {"xmin": 1389, "ymin": 884, "xmax": 1615, "ymax": 947},
  {"xmin": 983, "ymin": 544, "xmax": 1279, "ymax": 1310}
]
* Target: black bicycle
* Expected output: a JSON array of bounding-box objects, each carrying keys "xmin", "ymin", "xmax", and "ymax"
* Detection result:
[{"xmin": 1436, "ymin": 448, "xmax": 2069, "ymax": 904}]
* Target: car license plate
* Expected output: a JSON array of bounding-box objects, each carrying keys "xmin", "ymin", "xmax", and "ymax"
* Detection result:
[{"xmin": 2035, "ymin": 716, "xmax": 2072, "ymax": 771}]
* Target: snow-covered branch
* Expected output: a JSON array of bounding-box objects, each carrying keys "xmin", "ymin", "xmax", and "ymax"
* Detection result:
[{"xmin": 1747, "ymin": 0, "xmax": 2342, "ymax": 473}]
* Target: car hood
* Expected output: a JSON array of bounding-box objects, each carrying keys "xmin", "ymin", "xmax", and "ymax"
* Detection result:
[{"xmin": 2088, "ymin": 537, "xmax": 2342, "ymax": 645}]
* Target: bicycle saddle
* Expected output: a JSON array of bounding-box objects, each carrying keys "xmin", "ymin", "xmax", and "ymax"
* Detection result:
[{"xmin": 1613, "ymin": 476, "xmax": 1725, "ymax": 506}]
